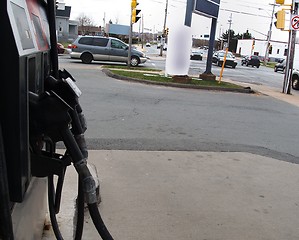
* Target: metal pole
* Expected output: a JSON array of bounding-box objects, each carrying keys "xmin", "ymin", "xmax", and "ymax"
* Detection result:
[
  {"xmin": 203, "ymin": 17, "xmax": 217, "ymax": 75},
  {"xmin": 227, "ymin": 13, "xmax": 232, "ymax": 51},
  {"xmin": 142, "ymin": 14, "xmax": 144, "ymax": 49},
  {"xmin": 283, "ymin": 0, "xmax": 297, "ymax": 94},
  {"xmin": 160, "ymin": 0, "xmax": 168, "ymax": 56},
  {"xmin": 184, "ymin": 0, "xmax": 194, "ymax": 27},
  {"xmin": 128, "ymin": 14, "xmax": 133, "ymax": 67},
  {"xmin": 264, "ymin": 2, "xmax": 276, "ymax": 66}
]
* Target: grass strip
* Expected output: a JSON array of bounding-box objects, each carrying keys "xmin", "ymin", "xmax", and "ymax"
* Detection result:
[
  {"xmin": 109, "ymin": 69, "xmax": 243, "ymax": 89},
  {"xmin": 102, "ymin": 65, "xmax": 161, "ymax": 72}
]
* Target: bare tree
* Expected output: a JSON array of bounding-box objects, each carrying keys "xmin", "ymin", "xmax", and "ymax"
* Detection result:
[{"xmin": 77, "ymin": 13, "xmax": 95, "ymax": 35}]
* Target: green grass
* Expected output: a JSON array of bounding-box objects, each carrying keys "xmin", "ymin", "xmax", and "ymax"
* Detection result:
[
  {"xmin": 109, "ymin": 69, "xmax": 243, "ymax": 89},
  {"xmin": 261, "ymin": 61, "xmax": 276, "ymax": 68},
  {"xmin": 102, "ymin": 65, "xmax": 162, "ymax": 72}
]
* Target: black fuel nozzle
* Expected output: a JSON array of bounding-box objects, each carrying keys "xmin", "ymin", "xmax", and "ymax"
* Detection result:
[
  {"xmin": 29, "ymin": 90, "xmax": 72, "ymax": 142},
  {"xmin": 45, "ymin": 71, "xmax": 86, "ymax": 133}
]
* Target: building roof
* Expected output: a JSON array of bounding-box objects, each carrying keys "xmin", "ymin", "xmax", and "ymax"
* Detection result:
[{"xmin": 56, "ymin": 6, "xmax": 71, "ymax": 18}]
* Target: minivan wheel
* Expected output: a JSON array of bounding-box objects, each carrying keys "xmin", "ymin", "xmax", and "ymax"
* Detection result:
[
  {"xmin": 292, "ymin": 75, "xmax": 299, "ymax": 90},
  {"xmin": 81, "ymin": 53, "xmax": 93, "ymax": 64},
  {"xmin": 130, "ymin": 56, "xmax": 140, "ymax": 67}
]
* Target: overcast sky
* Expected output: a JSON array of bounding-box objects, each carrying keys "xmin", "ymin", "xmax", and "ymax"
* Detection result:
[{"xmin": 62, "ymin": 0, "xmax": 292, "ymax": 42}]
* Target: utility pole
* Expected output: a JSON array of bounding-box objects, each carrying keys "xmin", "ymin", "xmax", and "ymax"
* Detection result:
[
  {"xmin": 160, "ymin": 0, "xmax": 168, "ymax": 56},
  {"xmin": 264, "ymin": 2, "xmax": 276, "ymax": 66},
  {"xmin": 227, "ymin": 13, "xmax": 232, "ymax": 51},
  {"xmin": 142, "ymin": 14, "xmax": 144, "ymax": 49},
  {"xmin": 103, "ymin": 12, "xmax": 106, "ymax": 35}
]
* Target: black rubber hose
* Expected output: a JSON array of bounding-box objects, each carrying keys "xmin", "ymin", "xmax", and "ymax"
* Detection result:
[
  {"xmin": 88, "ymin": 203, "xmax": 114, "ymax": 240},
  {"xmin": 60, "ymin": 128, "xmax": 114, "ymax": 240},
  {"xmin": 0, "ymin": 124, "xmax": 14, "ymax": 240},
  {"xmin": 74, "ymin": 176, "xmax": 84, "ymax": 240},
  {"xmin": 48, "ymin": 171, "xmax": 85, "ymax": 240},
  {"xmin": 48, "ymin": 175, "xmax": 64, "ymax": 240},
  {"xmin": 47, "ymin": 0, "xmax": 59, "ymax": 79},
  {"xmin": 54, "ymin": 167, "xmax": 66, "ymax": 214}
]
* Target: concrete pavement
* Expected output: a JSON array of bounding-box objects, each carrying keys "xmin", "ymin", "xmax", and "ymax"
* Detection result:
[
  {"xmin": 42, "ymin": 150, "xmax": 299, "ymax": 240},
  {"xmin": 41, "ymin": 54, "xmax": 299, "ymax": 239}
]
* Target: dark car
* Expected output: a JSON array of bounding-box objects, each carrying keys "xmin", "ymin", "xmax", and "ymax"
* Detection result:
[
  {"xmin": 274, "ymin": 59, "xmax": 286, "ymax": 72},
  {"xmin": 57, "ymin": 42, "xmax": 65, "ymax": 54},
  {"xmin": 241, "ymin": 55, "xmax": 260, "ymax": 68},
  {"xmin": 190, "ymin": 49, "xmax": 203, "ymax": 60},
  {"xmin": 212, "ymin": 50, "xmax": 237, "ymax": 68}
]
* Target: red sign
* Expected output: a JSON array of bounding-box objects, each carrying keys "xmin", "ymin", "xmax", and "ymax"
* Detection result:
[{"xmin": 291, "ymin": 15, "xmax": 299, "ymax": 30}]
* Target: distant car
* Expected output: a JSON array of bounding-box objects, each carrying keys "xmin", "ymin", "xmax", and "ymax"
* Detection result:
[
  {"xmin": 212, "ymin": 50, "xmax": 237, "ymax": 68},
  {"xmin": 274, "ymin": 59, "xmax": 286, "ymax": 72},
  {"xmin": 241, "ymin": 55, "xmax": 261, "ymax": 68},
  {"xmin": 157, "ymin": 43, "xmax": 161, "ymax": 49},
  {"xmin": 190, "ymin": 49, "xmax": 203, "ymax": 60},
  {"xmin": 163, "ymin": 43, "xmax": 167, "ymax": 51},
  {"xmin": 57, "ymin": 42, "xmax": 65, "ymax": 54},
  {"xmin": 69, "ymin": 35, "xmax": 147, "ymax": 66},
  {"xmin": 145, "ymin": 42, "xmax": 151, "ymax": 47}
]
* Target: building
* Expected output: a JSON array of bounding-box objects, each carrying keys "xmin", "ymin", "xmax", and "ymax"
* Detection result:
[
  {"xmin": 55, "ymin": 4, "xmax": 78, "ymax": 42},
  {"xmin": 237, "ymin": 39, "xmax": 288, "ymax": 62}
]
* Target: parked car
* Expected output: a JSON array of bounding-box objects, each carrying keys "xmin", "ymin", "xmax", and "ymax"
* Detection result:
[
  {"xmin": 68, "ymin": 36, "xmax": 147, "ymax": 66},
  {"xmin": 145, "ymin": 42, "xmax": 151, "ymax": 47},
  {"xmin": 274, "ymin": 59, "xmax": 286, "ymax": 72},
  {"xmin": 157, "ymin": 43, "xmax": 161, "ymax": 49},
  {"xmin": 212, "ymin": 50, "xmax": 237, "ymax": 68},
  {"xmin": 241, "ymin": 55, "xmax": 260, "ymax": 68},
  {"xmin": 57, "ymin": 42, "xmax": 65, "ymax": 54},
  {"xmin": 292, "ymin": 69, "xmax": 299, "ymax": 90},
  {"xmin": 162, "ymin": 43, "xmax": 167, "ymax": 51},
  {"xmin": 190, "ymin": 49, "xmax": 203, "ymax": 60}
]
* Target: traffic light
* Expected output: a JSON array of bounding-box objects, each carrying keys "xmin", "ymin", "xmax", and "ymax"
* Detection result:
[
  {"xmin": 165, "ymin": 27, "xmax": 169, "ymax": 36},
  {"xmin": 131, "ymin": 0, "xmax": 141, "ymax": 24},
  {"xmin": 275, "ymin": 0, "xmax": 284, "ymax": 4},
  {"xmin": 274, "ymin": 10, "xmax": 285, "ymax": 29},
  {"xmin": 251, "ymin": 39, "xmax": 255, "ymax": 50}
]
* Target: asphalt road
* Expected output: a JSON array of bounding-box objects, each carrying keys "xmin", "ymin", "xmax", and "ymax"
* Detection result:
[
  {"xmin": 58, "ymin": 55, "xmax": 299, "ymax": 164},
  {"xmin": 143, "ymin": 45, "xmax": 299, "ymax": 97}
]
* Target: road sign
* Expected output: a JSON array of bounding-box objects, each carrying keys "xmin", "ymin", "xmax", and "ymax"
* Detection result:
[
  {"xmin": 291, "ymin": 15, "xmax": 299, "ymax": 30},
  {"xmin": 193, "ymin": 0, "xmax": 220, "ymax": 19}
]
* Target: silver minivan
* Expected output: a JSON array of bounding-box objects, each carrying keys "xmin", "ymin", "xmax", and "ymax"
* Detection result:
[{"xmin": 69, "ymin": 36, "xmax": 147, "ymax": 66}]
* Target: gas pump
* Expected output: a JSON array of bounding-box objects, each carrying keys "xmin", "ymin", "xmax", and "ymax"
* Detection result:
[{"xmin": 0, "ymin": 0, "xmax": 114, "ymax": 239}]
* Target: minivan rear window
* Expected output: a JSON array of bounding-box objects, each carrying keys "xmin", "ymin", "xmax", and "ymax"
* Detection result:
[
  {"xmin": 93, "ymin": 38, "xmax": 109, "ymax": 47},
  {"xmin": 78, "ymin": 37, "xmax": 93, "ymax": 45}
]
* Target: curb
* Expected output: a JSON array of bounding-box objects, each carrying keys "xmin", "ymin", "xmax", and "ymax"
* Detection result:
[{"xmin": 102, "ymin": 68, "xmax": 255, "ymax": 94}]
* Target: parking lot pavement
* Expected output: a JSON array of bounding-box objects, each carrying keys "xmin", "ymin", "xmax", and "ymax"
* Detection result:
[
  {"xmin": 42, "ymin": 150, "xmax": 299, "ymax": 240},
  {"xmin": 223, "ymin": 78, "xmax": 299, "ymax": 108}
]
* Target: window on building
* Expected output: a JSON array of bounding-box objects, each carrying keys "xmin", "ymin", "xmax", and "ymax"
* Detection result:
[
  {"xmin": 284, "ymin": 49, "xmax": 288, "ymax": 56},
  {"xmin": 277, "ymin": 49, "xmax": 280, "ymax": 54},
  {"xmin": 269, "ymin": 45, "xmax": 272, "ymax": 54}
]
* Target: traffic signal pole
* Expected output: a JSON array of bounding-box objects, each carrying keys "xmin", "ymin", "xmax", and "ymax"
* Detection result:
[
  {"xmin": 128, "ymin": 0, "xmax": 141, "ymax": 67},
  {"xmin": 128, "ymin": 15, "xmax": 133, "ymax": 68},
  {"xmin": 283, "ymin": 0, "xmax": 298, "ymax": 94}
]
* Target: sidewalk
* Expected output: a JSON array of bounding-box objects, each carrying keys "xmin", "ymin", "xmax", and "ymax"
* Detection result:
[{"xmin": 42, "ymin": 150, "xmax": 299, "ymax": 240}]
